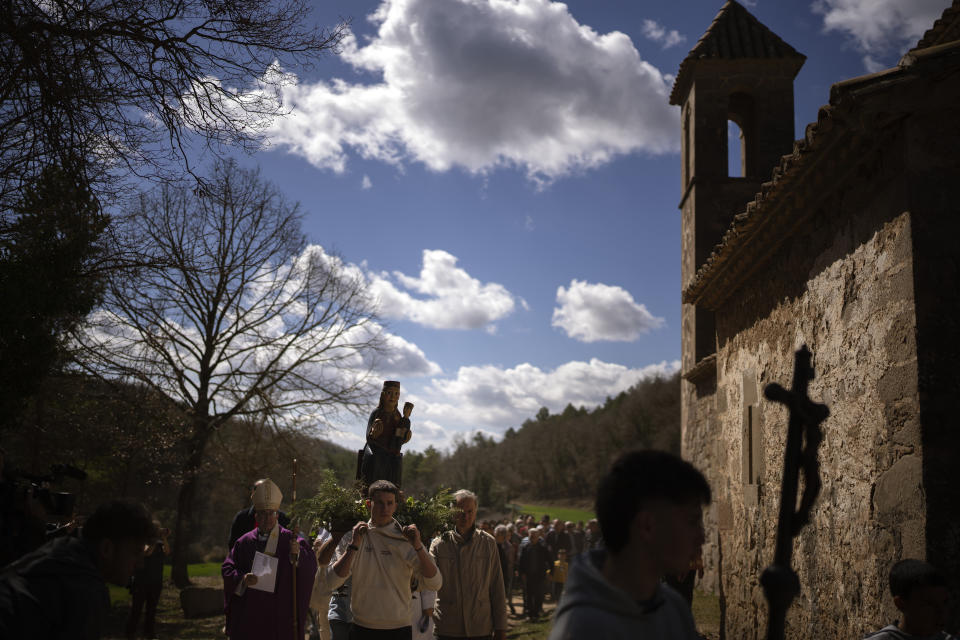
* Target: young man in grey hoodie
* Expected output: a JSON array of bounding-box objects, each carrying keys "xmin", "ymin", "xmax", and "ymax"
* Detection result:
[{"xmin": 548, "ymin": 450, "xmax": 710, "ymax": 640}]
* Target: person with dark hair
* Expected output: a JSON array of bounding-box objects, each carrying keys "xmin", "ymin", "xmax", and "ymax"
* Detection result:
[
  {"xmin": 0, "ymin": 500, "xmax": 156, "ymax": 639},
  {"xmin": 517, "ymin": 527, "xmax": 550, "ymax": 619},
  {"xmin": 322, "ymin": 479, "xmax": 440, "ymax": 639},
  {"xmin": 861, "ymin": 559, "xmax": 954, "ymax": 639},
  {"xmin": 125, "ymin": 522, "xmax": 171, "ymax": 640},
  {"xmin": 549, "ymin": 449, "xmax": 711, "ymax": 640}
]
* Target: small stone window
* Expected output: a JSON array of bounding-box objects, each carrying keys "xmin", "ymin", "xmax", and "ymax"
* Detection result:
[
  {"xmin": 683, "ymin": 106, "xmax": 692, "ymax": 186},
  {"xmin": 741, "ymin": 370, "xmax": 763, "ymax": 507},
  {"xmin": 727, "ymin": 120, "xmax": 743, "ymax": 177},
  {"xmin": 727, "ymin": 92, "xmax": 757, "ymax": 178}
]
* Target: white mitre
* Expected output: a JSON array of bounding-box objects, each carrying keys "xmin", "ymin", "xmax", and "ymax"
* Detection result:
[{"xmin": 252, "ymin": 478, "xmax": 282, "ymax": 511}]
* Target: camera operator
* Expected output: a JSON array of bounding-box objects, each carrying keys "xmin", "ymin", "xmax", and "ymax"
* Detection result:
[
  {"xmin": 0, "ymin": 447, "xmax": 49, "ymax": 567},
  {"xmin": 0, "ymin": 500, "xmax": 157, "ymax": 639}
]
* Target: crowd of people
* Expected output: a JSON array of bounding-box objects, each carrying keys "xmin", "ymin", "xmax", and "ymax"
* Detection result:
[{"xmin": 0, "ymin": 449, "xmax": 955, "ymax": 640}]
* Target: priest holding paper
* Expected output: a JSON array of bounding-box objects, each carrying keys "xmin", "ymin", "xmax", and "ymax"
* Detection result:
[{"xmin": 223, "ymin": 478, "xmax": 317, "ymax": 640}]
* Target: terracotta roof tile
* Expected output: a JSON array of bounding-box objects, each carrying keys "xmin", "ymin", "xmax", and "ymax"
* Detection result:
[
  {"xmin": 912, "ymin": 0, "xmax": 960, "ymax": 51},
  {"xmin": 669, "ymin": 0, "xmax": 805, "ymax": 105}
]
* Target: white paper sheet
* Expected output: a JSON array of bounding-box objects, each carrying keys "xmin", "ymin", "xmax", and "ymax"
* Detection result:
[{"xmin": 250, "ymin": 551, "xmax": 279, "ymax": 593}]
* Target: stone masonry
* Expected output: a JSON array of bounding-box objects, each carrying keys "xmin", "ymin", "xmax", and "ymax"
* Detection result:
[{"xmin": 673, "ymin": 1, "xmax": 960, "ymax": 637}]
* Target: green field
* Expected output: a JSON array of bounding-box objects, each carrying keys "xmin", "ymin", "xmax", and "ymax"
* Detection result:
[
  {"xmin": 508, "ymin": 503, "xmax": 595, "ymax": 524},
  {"xmin": 108, "ymin": 562, "xmax": 221, "ymax": 605}
]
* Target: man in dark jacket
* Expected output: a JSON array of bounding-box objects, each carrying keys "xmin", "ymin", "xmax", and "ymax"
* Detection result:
[
  {"xmin": 548, "ymin": 450, "xmax": 711, "ymax": 640},
  {"xmin": 517, "ymin": 528, "xmax": 551, "ymax": 619},
  {"xmin": 0, "ymin": 500, "xmax": 156, "ymax": 640}
]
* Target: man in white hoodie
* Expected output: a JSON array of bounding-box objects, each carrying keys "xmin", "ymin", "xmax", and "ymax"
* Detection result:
[
  {"xmin": 323, "ymin": 479, "xmax": 441, "ymax": 640},
  {"xmin": 548, "ymin": 450, "xmax": 711, "ymax": 640}
]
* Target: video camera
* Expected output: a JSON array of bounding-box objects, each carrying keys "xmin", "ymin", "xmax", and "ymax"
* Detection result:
[{"xmin": 10, "ymin": 463, "xmax": 87, "ymax": 521}]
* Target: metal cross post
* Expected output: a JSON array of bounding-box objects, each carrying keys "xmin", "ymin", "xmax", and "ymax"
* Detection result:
[{"xmin": 760, "ymin": 345, "xmax": 830, "ymax": 640}]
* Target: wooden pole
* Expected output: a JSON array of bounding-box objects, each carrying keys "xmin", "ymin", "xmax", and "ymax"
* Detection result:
[{"xmin": 291, "ymin": 457, "xmax": 298, "ymax": 640}]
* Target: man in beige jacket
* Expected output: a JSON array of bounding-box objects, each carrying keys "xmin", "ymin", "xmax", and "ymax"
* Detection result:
[
  {"xmin": 323, "ymin": 479, "xmax": 441, "ymax": 639},
  {"xmin": 430, "ymin": 490, "xmax": 507, "ymax": 640}
]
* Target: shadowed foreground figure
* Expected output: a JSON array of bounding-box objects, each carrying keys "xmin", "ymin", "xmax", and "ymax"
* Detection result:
[
  {"xmin": 0, "ymin": 500, "xmax": 156, "ymax": 640},
  {"xmin": 549, "ymin": 450, "xmax": 710, "ymax": 640},
  {"xmin": 861, "ymin": 559, "xmax": 956, "ymax": 640},
  {"xmin": 222, "ymin": 479, "xmax": 317, "ymax": 640}
]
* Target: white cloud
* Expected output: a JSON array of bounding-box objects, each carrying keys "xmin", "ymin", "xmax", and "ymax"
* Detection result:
[
  {"xmin": 342, "ymin": 321, "xmax": 442, "ymax": 378},
  {"xmin": 552, "ymin": 279, "xmax": 664, "ymax": 342},
  {"xmin": 405, "ymin": 358, "xmax": 680, "ymax": 448},
  {"xmin": 264, "ymin": 0, "xmax": 677, "ymax": 183},
  {"xmin": 368, "ymin": 249, "xmax": 517, "ymax": 330},
  {"xmin": 411, "ymin": 419, "xmax": 453, "ymax": 449},
  {"xmin": 361, "ymin": 174, "xmax": 373, "ymax": 189},
  {"xmin": 640, "ymin": 19, "xmax": 686, "ymax": 49},
  {"xmin": 812, "ymin": 0, "xmax": 945, "ymax": 70}
]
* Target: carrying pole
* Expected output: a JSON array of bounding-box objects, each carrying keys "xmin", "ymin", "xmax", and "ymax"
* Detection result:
[{"xmin": 291, "ymin": 458, "xmax": 299, "ymax": 640}]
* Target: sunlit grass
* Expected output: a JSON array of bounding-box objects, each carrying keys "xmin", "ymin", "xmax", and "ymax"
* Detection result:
[
  {"xmin": 108, "ymin": 562, "xmax": 222, "ymax": 605},
  {"xmin": 508, "ymin": 503, "xmax": 595, "ymax": 524}
]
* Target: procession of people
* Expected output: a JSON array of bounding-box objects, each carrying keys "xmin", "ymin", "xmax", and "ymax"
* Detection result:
[{"xmin": 0, "ymin": 380, "xmax": 954, "ymax": 640}]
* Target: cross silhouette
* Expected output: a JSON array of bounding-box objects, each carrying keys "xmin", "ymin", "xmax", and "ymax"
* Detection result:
[{"xmin": 760, "ymin": 345, "xmax": 830, "ymax": 640}]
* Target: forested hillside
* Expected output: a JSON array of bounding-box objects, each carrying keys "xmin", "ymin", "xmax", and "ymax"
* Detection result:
[{"xmin": 401, "ymin": 372, "xmax": 681, "ymax": 509}]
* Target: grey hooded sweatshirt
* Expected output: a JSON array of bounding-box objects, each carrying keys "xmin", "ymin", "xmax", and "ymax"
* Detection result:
[{"xmin": 548, "ymin": 549, "xmax": 701, "ymax": 640}]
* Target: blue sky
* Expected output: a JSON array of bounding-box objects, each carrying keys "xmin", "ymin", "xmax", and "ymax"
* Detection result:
[{"xmin": 223, "ymin": 0, "xmax": 947, "ymax": 451}]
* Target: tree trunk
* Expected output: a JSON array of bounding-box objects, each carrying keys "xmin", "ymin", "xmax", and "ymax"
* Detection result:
[{"xmin": 171, "ymin": 425, "xmax": 211, "ymax": 588}]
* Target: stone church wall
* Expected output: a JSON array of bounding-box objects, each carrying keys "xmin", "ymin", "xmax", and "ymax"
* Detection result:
[{"xmin": 705, "ymin": 132, "xmax": 926, "ymax": 638}]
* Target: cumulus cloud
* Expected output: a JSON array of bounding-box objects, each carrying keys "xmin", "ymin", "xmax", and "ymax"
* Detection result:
[
  {"xmin": 361, "ymin": 174, "xmax": 373, "ymax": 189},
  {"xmin": 552, "ymin": 280, "xmax": 664, "ymax": 342},
  {"xmin": 409, "ymin": 358, "xmax": 680, "ymax": 444},
  {"xmin": 368, "ymin": 249, "xmax": 517, "ymax": 330},
  {"xmin": 343, "ymin": 321, "xmax": 442, "ymax": 378},
  {"xmin": 264, "ymin": 0, "xmax": 677, "ymax": 183},
  {"xmin": 813, "ymin": 0, "xmax": 946, "ymax": 70},
  {"xmin": 640, "ymin": 19, "xmax": 686, "ymax": 49}
]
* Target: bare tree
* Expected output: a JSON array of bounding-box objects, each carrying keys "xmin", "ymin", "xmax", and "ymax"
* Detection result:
[
  {"xmin": 0, "ymin": 0, "xmax": 348, "ymax": 210},
  {"xmin": 73, "ymin": 160, "xmax": 381, "ymax": 585}
]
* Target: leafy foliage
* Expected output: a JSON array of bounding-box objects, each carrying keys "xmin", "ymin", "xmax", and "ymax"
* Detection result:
[
  {"xmin": 292, "ymin": 472, "xmax": 454, "ymax": 539},
  {"xmin": 396, "ymin": 489, "xmax": 455, "ymax": 540},
  {"xmin": 0, "ymin": 0, "xmax": 348, "ymax": 210},
  {"xmin": 290, "ymin": 469, "xmax": 367, "ymax": 533},
  {"xmin": 0, "ymin": 163, "xmax": 108, "ymax": 429}
]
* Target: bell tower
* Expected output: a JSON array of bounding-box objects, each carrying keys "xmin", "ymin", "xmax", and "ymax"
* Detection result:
[{"xmin": 670, "ymin": 0, "xmax": 805, "ymax": 374}]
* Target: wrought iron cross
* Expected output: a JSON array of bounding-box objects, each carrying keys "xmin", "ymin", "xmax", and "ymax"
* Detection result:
[{"xmin": 760, "ymin": 345, "xmax": 830, "ymax": 640}]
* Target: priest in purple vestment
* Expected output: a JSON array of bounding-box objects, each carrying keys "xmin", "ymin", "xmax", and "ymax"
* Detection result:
[{"xmin": 222, "ymin": 478, "xmax": 317, "ymax": 640}]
